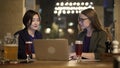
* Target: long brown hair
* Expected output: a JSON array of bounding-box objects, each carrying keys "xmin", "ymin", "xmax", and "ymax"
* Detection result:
[
  {"xmin": 104, "ymin": 27, "xmax": 113, "ymax": 42},
  {"xmin": 81, "ymin": 8, "xmax": 103, "ymax": 31}
]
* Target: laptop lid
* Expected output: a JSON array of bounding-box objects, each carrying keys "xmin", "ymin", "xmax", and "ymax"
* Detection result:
[{"xmin": 33, "ymin": 39, "xmax": 70, "ymax": 61}]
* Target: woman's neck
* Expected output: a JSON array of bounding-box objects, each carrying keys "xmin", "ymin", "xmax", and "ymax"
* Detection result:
[
  {"xmin": 27, "ymin": 28, "xmax": 35, "ymax": 37},
  {"xmin": 86, "ymin": 27, "xmax": 94, "ymax": 37}
]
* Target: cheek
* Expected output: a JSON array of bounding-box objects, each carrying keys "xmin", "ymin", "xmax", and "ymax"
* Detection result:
[
  {"xmin": 84, "ymin": 22, "xmax": 90, "ymax": 27},
  {"xmin": 85, "ymin": 23, "xmax": 89, "ymax": 27},
  {"xmin": 38, "ymin": 22, "xmax": 40, "ymax": 25},
  {"xmin": 37, "ymin": 21, "xmax": 40, "ymax": 25},
  {"xmin": 33, "ymin": 21, "xmax": 40, "ymax": 25}
]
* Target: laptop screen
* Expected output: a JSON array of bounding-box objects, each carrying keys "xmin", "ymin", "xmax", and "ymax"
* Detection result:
[{"xmin": 33, "ymin": 39, "xmax": 70, "ymax": 61}]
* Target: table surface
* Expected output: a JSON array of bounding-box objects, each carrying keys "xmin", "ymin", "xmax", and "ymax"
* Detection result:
[{"xmin": 0, "ymin": 59, "xmax": 113, "ymax": 68}]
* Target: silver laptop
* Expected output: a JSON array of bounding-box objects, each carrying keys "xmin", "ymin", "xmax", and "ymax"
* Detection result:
[{"xmin": 33, "ymin": 39, "xmax": 70, "ymax": 61}]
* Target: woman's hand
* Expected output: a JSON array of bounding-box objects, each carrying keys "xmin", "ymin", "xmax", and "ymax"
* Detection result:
[{"xmin": 32, "ymin": 53, "xmax": 36, "ymax": 59}]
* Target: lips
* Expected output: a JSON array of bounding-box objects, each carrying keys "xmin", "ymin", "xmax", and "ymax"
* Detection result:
[{"xmin": 34, "ymin": 25, "xmax": 38, "ymax": 27}]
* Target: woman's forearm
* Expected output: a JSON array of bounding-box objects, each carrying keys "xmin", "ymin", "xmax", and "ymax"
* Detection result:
[{"xmin": 81, "ymin": 52, "xmax": 95, "ymax": 60}]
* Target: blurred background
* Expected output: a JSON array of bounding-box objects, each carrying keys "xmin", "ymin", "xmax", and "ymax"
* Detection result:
[{"xmin": 0, "ymin": 0, "xmax": 119, "ymax": 45}]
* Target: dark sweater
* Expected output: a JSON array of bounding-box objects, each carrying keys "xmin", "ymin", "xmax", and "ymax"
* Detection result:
[{"xmin": 17, "ymin": 29, "xmax": 42, "ymax": 59}]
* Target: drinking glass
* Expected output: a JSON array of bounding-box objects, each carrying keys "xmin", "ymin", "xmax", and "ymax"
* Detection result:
[
  {"xmin": 75, "ymin": 40, "xmax": 83, "ymax": 62},
  {"xmin": 4, "ymin": 44, "xmax": 18, "ymax": 60},
  {"xmin": 25, "ymin": 41, "xmax": 32, "ymax": 62}
]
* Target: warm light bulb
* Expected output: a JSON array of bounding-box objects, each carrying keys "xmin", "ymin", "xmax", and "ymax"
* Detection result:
[{"xmin": 45, "ymin": 28, "xmax": 51, "ymax": 34}]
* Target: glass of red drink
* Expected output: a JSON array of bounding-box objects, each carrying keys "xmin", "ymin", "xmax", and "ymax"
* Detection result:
[
  {"xmin": 25, "ymin": 41, "xmax": 32, "ymax": 62},
  {"xmin": 75, "ymin": 40, "xmax": 83, "ymax": 62}
]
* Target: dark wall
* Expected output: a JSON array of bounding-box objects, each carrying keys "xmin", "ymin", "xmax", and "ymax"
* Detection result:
[
  {"xmin": 104, "ymin": 0, "xmax": 114, "ymax": 27},
  {"xmin": 39, "ymin": 0, "xmax": 56, "ymax": 27}
]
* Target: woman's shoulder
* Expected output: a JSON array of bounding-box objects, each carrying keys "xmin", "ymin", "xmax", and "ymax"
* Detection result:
[
  {"xmin": 35, "ymin": 30, "xmax": 42, "ymax": 34},
  {"xmin": 94, "ymin": 30, "xmax": 107, "ymax": 36},
  {"xmin": 99, "ymin": 30, "xmax": 106, "ymax": 34},
  {"xmin": 15, "ymin": 29, "xmax": 28, "ymax": 38},
  {"xmin": 94, "ymin": 30, "xmax": 106, "ymax": 33},
  {"xmin": 35, "ymin": 30, "xmax": 42, "ymax": 39},
  {"xmin": 18, "ymin": 29, "xmax": 27, "ymax": 34},
  {"xmin": 14, "ymin": 29, "xmax": 25, "ymax": 36}
]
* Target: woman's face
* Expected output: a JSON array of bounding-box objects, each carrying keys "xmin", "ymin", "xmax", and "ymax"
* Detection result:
[
  {"xmin": 78, "ymin": 13, "xmax": 91, "ymax": 30},
  {"xmin": 29, "ymin": 14, "xmax": 40, "ymax": 31}
]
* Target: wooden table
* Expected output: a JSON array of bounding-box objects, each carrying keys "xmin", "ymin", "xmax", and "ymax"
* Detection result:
[{"xmin": 0, "ymin": 60, "xmax": 113, "ymax": 68}]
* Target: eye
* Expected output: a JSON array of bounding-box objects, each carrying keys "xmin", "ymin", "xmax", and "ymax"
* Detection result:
[
  {"xmin": 32, "ymin": 18, "xmax": 40, "ymax": 22},
  {"xmin": 78, "ymin": 18, "xmax": 88, "ymax": 22}
]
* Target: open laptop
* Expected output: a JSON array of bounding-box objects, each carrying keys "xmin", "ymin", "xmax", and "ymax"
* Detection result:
[{"xmin": 33, "ymin": 39, "xmax": 70, "ymax": 61}]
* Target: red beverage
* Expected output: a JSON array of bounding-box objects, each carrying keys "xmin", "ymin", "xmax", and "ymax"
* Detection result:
[
  {"xmin": 25, "ymin": 41, "xmax": 32, "ymax": 55},
  {"xmin": 75, "ymin": 41, "xmax": 83, "ymax": 56}
]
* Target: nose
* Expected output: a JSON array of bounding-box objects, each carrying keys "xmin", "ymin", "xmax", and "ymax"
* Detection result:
[{"xmin": 78, "ymin": 21, "xmax": 82, "ymax": 25}]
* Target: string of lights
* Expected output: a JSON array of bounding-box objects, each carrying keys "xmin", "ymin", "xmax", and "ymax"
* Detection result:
[{"xmin": 54, "ymin": 2, "xmax": 94, "ymax": 15}]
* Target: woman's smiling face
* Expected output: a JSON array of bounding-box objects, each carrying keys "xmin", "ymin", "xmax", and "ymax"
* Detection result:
[
  {"xmin": 78, "ymin": 13, "xmax": 91, "ymax": 30},
  {"xmin": 29, "ymin": 14, "xmax": 40, "ymax": 31}
]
